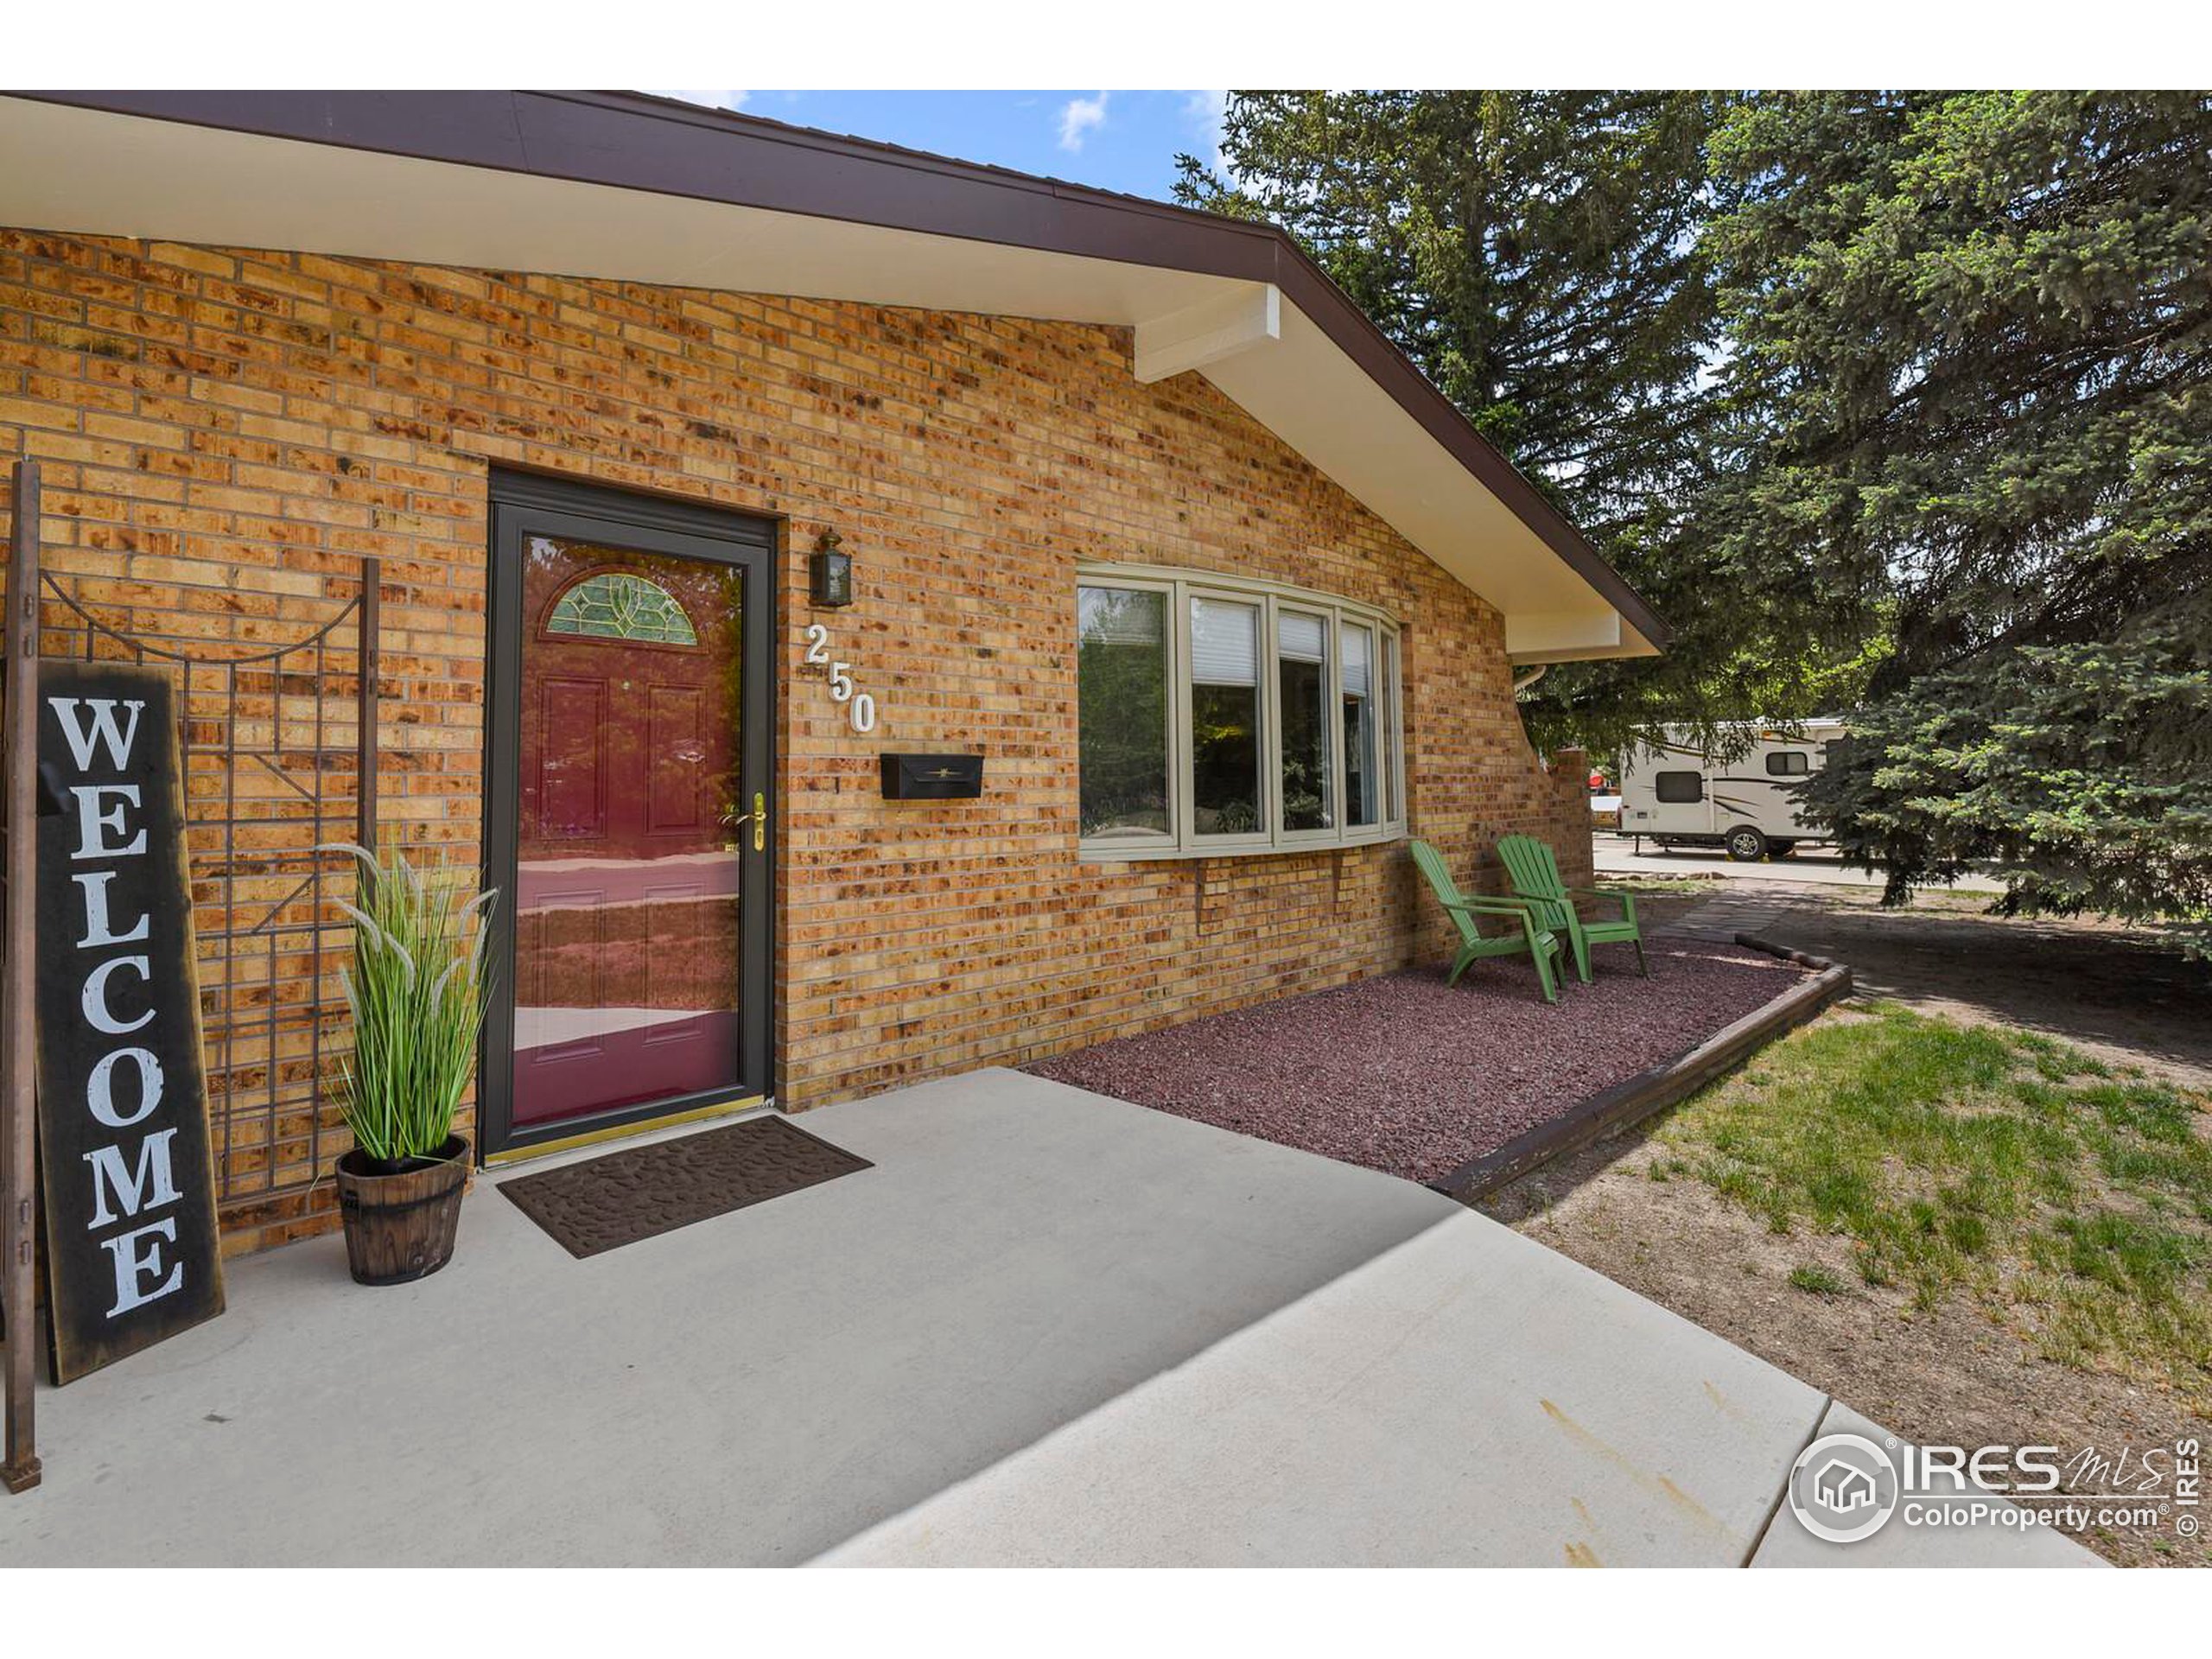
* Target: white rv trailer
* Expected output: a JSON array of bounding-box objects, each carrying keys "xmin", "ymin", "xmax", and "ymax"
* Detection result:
[{"xmin": 1615, "ymin": 718, "xmax": 1850, "ymax": 861}]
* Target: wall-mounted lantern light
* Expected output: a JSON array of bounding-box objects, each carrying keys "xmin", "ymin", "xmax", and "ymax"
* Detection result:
[{"xmin": 809, "ymin": 529, "xmax": 855, "ymax": 608}]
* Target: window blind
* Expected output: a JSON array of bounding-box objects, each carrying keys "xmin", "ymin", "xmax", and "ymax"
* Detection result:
[
  {"xmin": 1341, "ymin": 625, "xmax": 1372, "ymax": 696},
  {"xmin": 1278, "ymin": 611, "xmax": 1327, "ymax": 663},
  {"xmin": 1190, "ymin": 599, "xmax": 1259, "ymax": 685}
]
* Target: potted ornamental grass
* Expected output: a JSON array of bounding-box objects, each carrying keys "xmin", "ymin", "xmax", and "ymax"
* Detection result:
[{"xmin": 327, "ymin": 842, "xmax": 495, "ymax": 1286}]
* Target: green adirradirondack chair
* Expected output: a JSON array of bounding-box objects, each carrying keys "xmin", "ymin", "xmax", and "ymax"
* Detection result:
[
  {"xmin": 1408, "ymin": 838, "xmax": 1564, "ymax": 1004},
  {"xmin": 1496, "ymin": 833, "xmax": 1648, "ymax": 984}
]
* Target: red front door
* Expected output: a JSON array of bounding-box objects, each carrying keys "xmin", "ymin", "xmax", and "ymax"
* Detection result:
[{"xmin": 498, "ymin": 524, "xmax": 762, "ymax": 1139}]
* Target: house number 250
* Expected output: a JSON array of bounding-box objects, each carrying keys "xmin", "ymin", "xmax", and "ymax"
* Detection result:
[{"xmin": 803, "ymin": 622, "xmax": 877, "ymax": 734}]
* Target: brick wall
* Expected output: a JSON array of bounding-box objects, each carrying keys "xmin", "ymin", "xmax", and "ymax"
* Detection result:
[{"xmin": 1, "ymin": 229, "xmax": 1596, "ymax": 1251}]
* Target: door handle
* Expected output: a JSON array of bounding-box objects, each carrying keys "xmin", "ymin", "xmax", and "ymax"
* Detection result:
[{"xmin": 724, "ymin": 791, "xmax": 767, "ymax": 852}]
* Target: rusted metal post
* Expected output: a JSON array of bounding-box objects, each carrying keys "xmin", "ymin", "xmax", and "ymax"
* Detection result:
[
  {"xmin": 356, "ymin": 556, "xmax": 379, "ymax": 852},
  {"xmin": 3, "ymin": 460, "xmax": 44, "ymax": 1493}
]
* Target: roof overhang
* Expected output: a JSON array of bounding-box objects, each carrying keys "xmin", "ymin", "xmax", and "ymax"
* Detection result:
[{"xmin": 0, "ymin": 91, "xmax": 1666, "ymax": 663}]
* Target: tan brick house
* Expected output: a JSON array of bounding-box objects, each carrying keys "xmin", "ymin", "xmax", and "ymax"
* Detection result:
[{"xmin": 0, "ymin": 92, "xmax": 1666, "ymax": 1252}]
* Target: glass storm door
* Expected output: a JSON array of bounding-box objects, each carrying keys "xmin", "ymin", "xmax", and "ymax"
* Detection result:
[{"xmin": 481, "ymin": 474, "xmax": 773, "ymax": 1157}]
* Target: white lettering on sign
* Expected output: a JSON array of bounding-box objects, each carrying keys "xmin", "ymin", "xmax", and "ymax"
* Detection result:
[
  {"xmin": 802, "ymin": 622, "xmax": 883, "ymax": 735},
  {"xmin": 45, "ymin": 687, "xmax": 188, "ymax": 1324},
  {"xmin": 70, "ymin": 783, "xmax": 147, "ymax": 860},
  {"xmin": 72, "ymin": 870, "xmax": 151, "ymax": 948},
  {"xmin": 87, "ymin": 1046, "xmax": 165, "ymax": 1130},
  {"xmin": 83, "ymin": 1128, "xmax": 181, "ymax": 1229},
  {"xmin": 48, "ymin": 696, "xmax": 145, "ymax": 771},
  {"xmin": 100, "ymin": 1217, "xmax": 181, "ymax": 1318},
  {"xmin": 81, "ymin": 954, "xmax": 154, "ymax": 1034}
]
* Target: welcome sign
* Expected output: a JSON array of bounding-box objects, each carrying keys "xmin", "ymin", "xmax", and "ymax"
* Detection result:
[{"xmin": 34, "ymin": 661, "xmax": 225, "ymax": 1382}]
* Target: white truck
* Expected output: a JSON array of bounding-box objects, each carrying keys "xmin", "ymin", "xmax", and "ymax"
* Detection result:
[{"xmin": 1614, "ymin": 718, "xmax": 1849, "ymax": 861}]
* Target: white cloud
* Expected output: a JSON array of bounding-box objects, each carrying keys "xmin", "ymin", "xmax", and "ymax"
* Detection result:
[
  {"xmin": 1058, "ymin": 92, "xmax": 1109, "ymax": 152},
  {"xmin": 655, "ymin": 89, "xmax": 750, "ymax": 113},
  {"xmin": 1181, "ymin": 89, "xmax": 1231, "ymax": 181}
]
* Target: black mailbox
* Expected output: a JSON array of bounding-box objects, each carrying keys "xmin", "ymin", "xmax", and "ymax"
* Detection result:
[{"xmin": 880, "ymin": 753, "xmax": 984, "ymax": 800}]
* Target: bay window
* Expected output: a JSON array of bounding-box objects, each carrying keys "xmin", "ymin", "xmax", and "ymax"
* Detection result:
[
  {"xmin": 1190, "ymin": 597, "xmax": 1264, "ymax": 837},
  {"xmin": 1341, "ymin": 620, "xmax": 1379, "ymax": 829},
  {"xmin": 1076, "ymin": 586, "xmax": 1171, "ymax": 842},
  {"xmin": 1076, "ymin": 564, "xmax": 1405, "ymax": 859},
  {"xmin": 1277, "ymin": 608, "xmax": 1334, "ymax": 834}
]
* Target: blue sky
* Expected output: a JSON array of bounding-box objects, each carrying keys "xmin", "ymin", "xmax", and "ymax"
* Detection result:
[{"xmin": 658, "ymin": 91, "xmax": 1229, "ymax": 203}]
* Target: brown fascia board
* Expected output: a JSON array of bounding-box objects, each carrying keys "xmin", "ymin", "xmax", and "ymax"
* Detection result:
[{"xmin": 16, "ymin": 88, "xmax": 1670, "ymax": 650}]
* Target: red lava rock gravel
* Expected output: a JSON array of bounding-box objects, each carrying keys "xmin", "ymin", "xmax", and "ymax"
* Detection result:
[{"xmin": 1026, "ymin": 940, "xmax": 1807, "ymax": 1185}]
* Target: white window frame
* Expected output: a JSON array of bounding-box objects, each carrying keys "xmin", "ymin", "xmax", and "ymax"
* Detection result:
[
  {"xmin": 1274, "ymin": 600, "xmax": 1341, "ymax": 847},
  {"xmin": 1181, "ymin": 582, "xmax": 1274, "ymax": 854},
  {"xmin": 1073, "ymin": 574, "xmax": 1179, "ymax": 851},
  {"xmin": 1336, "ymin": 614, "xmax": 1387, "ymax": 834},
  {"xmin": 1077, "ymin": 563, "xmax": 1408, "ymax": 861},
  {"xmin": 1382, "ymin": 629, "xmax": 1407, "ymax": 827}
]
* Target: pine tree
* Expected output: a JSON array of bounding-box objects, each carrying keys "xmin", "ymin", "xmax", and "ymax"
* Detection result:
[
  {"xmin": 1704, "ymin": 92, "xmax": 2212, "ymax": 932},
  {"xmin": 1176, "ymin": 92, "xmax": 1872, "ymax": 761},
  {"xmin": 1189, "ymin": 90, "xmax": 2212, "ymax": 938}
]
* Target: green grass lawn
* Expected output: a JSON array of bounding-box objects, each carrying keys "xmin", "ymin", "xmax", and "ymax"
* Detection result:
[
  {"xmin": 1649, "ymin": 1001, "xmax": 2212, "ymax": 1409},
  {"xmin": 1597, "ymin": 874, "xmax": 1724, "ymax": 898}
]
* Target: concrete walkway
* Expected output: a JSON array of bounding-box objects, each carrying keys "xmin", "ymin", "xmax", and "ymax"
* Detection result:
[
  {"xmin": 1659, "ymin": 890, "xmax": 1795, "ymax": 945},
  {"xmin": 0, "ymin": 1070, "xmax": 2096, "ymax": 1567}
]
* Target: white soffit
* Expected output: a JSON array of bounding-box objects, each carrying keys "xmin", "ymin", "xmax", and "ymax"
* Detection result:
[
  {"xmin": 0, "ymin": 100, "xmax": 1219, "ymax": 321},
  {"xmin": 0, "ymin": 97, "xmax": 1651, "ymax": 662}
]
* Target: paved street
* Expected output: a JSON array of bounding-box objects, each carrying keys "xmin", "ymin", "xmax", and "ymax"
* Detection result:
[{"xmin": 1596, "ymin": 833, "xmax": 2007, "ymax": 893}]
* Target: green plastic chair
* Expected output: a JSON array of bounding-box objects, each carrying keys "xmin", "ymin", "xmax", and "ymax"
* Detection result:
[
  {"xmin": 1496, "ymin": 833, "xmax": 1648, "ymax": 984},
  {"xmin": 1408, "ymin": 839, "xmax": 1564, "ymax": 1004}
]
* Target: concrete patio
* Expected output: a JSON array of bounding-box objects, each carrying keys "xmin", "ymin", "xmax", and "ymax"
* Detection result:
[{"xmin": 0, "ymin": 1069, "xmax": 2095, "ymax": 1567}]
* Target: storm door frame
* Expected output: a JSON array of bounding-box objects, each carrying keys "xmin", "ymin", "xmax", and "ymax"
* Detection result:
[{"xmin": 480, "ymin": 469, "xmax": 777, "ymax": 1160}]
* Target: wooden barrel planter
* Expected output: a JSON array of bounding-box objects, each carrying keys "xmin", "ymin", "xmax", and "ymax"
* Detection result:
[{"xmin": 334, "ymin": 1136, "xmax": 469, "ymax": 1286}]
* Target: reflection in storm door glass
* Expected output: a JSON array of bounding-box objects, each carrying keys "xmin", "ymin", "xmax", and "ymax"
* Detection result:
[
  {"xmin": 1278, "ymin": 609, "xmax": 1333, "ymax": 831},
  {"xmin": 1191, "ymin": 597, "xmax": 1264, "ymax": 836},
  {"xmin": 512, "ymin": 537, "xmax": 746, "ymax": 1129},
  {"xmin": 1342, "ymin": 621, "xmax": 1378, "ymax": 828}
]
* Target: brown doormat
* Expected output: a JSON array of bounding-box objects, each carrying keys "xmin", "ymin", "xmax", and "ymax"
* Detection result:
[{"xmin": 498, "ymin": 1116, "xmax": 871, "ymax": 1258}]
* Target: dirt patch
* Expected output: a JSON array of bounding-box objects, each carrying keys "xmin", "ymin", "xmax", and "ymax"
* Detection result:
[
  {"xmin": 1488, "ymin": 1018, "xmax": 2212, "ymax": 1570},
  {"xmin": 1025, "ymin": 940, "xmax": 1803, "ymax": 1185}
]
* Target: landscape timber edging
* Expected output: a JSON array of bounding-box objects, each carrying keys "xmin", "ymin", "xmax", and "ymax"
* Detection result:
[{"xmin": 1427, "ymin": 935, "xmax": 1854, "ymax": 1205}]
